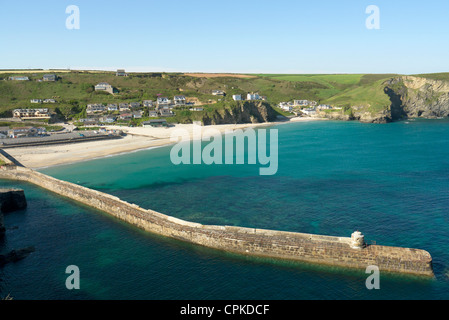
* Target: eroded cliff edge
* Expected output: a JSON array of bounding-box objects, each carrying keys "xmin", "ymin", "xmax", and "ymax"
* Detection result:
[
  {"xmin": 386, "ymin": 76, "xmax": 449, "ymax": 119},
  {"xmin": 201, "ymin": 101, "xmax": 278, "ymax": 125},
  {"xmin": 322, "ymin": 76, "xmax": 449, "ymax": 123}
]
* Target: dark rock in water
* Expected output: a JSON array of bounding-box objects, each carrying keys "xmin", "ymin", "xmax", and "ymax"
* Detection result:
[
  {"xmin": 0, "ymin": 246, "xmax": 35, "ymax": 267},
  {"xmin": 0, "ymin": 213, "xmax": 5, "ymax": 237},
  {"xmin": 0, "ymin": 189, "xmax": 27, "ymax": 213},
  {"xmin": 0, "ymin": 190, "xmax": 32, "ymax": 265}
]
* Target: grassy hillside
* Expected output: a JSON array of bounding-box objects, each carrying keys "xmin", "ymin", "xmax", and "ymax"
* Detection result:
[
  {"xmin": 411, "ymin": 73, "xmax": 449, "ymax": 81},
  {"xmin": 0, "ymin": 71, "xmax": 354, "ymax": 117},
  {"xmin": 322, "ymin": 76, "xmax": 396, "ymax": 113},
  {"xmin": 255, "ymin": 73, "xmax": 400, "ymax": 113},
  {"xmin": 2, "ymin": 70, "xmax": 444, "ymax": 123}
]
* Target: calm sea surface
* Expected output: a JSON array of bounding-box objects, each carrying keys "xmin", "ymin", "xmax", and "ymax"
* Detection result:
[{"xmin": 1, "ymin": 119, "xmax": 449, "ymax": 300}]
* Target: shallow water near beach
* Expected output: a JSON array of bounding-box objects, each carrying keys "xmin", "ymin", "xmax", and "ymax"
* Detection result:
[{"xmin": 1, "ymin": 119, "xmax": 449, "ymax": 299}]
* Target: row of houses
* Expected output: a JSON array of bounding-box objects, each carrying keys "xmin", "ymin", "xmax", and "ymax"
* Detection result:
[
  {"xmin": 13, "ymin": 109, "xmax": 52, "ymax": 120},
  {"xmin": 8, "ymin": 74, "xmax": 58, "ymax": 82},
  {"xmin": 30, "ymin": 98, "xmax": 57, "ymax": 104},
  {"xmin": 0, "ymin": 126, "xmax": 47, "ymax": 139},
  {"xmin": 86, "ymin": 93, "xmax": 193, "ymax": 113},
  {"xmin": 86, "ymin": 101, "xmax": 155, "ymax": 114},
  {"xmin": 278, "ymin": 100, "xmax": 323, "ymax": 112},
  {"xmin": 232, "ymin": 92, "xmax": 267, "ymax": 101},
  {"xmin": 80, "ymin": 107, "xmax": 174, "ymax": 125},
  {"xmin": 278, "ymin": 99, "xmax": 343, "ymax": 116}
]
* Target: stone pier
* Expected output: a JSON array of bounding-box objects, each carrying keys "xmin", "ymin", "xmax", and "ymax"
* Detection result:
[{"xmin": 0, "ymin": 164, "xmax": 434, "ymax": 277}]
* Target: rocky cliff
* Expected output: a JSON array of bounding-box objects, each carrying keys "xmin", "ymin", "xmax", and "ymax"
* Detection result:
[
  {"xmin": 322, "ymin": 108, "xmax": 393, "ymax": 124},
  {"xmin": 321, "ymin": 76, "xmax": 449, "ymax": 123},
  {"xmin": 201, "ymin": 101, "xmax": 278, "ymax": 125},
  {"xmin": 385, "ymin": 76, "xmax": 449, "ymax": 119}
]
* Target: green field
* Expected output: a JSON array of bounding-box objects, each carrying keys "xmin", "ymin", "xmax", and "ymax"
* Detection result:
[{"xmin": 412, "ymin": 73, "xmax": 449, "ymax": 81}]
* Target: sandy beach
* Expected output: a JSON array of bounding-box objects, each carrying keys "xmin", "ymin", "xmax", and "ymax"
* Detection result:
[{"xmin": 5, "ymin": 117, "xmax": 325, "ymax": 169}]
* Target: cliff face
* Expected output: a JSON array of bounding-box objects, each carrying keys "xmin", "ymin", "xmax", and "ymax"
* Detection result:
[
  {"xmin": 201, "ymin": 101, "xmax": 278, "ymax": 125},
  {"xmin": 319, "ymin": 107, "xmax": 393, "ymax": 124},
  {"xmin": 353, "ymin": 107, "xmax": 394, "ymax": 124},
  {"xmin": 322, "ymin": 76, "xmax": 449, "ymax": 123},
  {"xmin": 385, "ymin": 76, "xmax": 449, "ymax": 119}
]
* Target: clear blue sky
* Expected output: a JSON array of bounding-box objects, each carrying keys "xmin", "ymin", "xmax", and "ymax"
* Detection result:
[{"xmin": 1, "ymin": 0, "xmax": 448, "ymax": 74}]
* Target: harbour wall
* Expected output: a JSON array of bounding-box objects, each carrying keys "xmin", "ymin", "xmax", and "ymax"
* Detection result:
[{"xmin": 0, "ymin": 165, "xmax": 434, "ymax": 277}]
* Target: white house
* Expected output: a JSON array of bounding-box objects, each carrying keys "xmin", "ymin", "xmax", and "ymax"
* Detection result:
[
  {"xmin": 95, "ymin": 82, "xmax": 114, "ymax": 94},
  {"xmin": 279, "ymin": 103, "xmax": 293, "ymax": 112},
  {"xmin": 232, "ymin": 95, "xmax": 242, "ymax": 101},
  {"xmin": 247, "ymin": 93, "xmax": 260, "ymax": 100},
  {"xmin": 294, "ymin": 100, "xmax": 309, "ymax": 107},
  {"xmin": 107, "ymin": 104, "xmax": 118, "ymax": 111},
  {"xmin": 30, "ymin": 99, "xmax": 42, "ymax": 104},
  {"xmin": 212, "ymin": 90, "xmax": 226, "ymax": 96},
  {"xmin": 9, "ymin": 76, "xmax": 29, "ymax": 81},
  {"xmin": 157, "ymin": 97, "xmax": 171, "ymax": 107},
  {"xmin": 86, "ymin": 104, "xmax": 106, "ymax": 114},
  {"xmin": 173, "ymin": 95, "xmax": 186, "ymax": 106},
  {"xmin": 302, "ymin": 107, "xmax": 317, "ymax": 116},
  {"xmin": 13, "ymin": 109, "xmax": 51, "ymax": 120},
  {"xmin": 119, "ymin": 103, "xmax": 130, "ymax": 111}
]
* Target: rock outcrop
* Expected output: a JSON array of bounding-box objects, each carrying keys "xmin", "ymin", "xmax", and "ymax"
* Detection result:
[
  {"xmin": 0, "ymin": 211, "xmax": 4, "ymax": 237},
  {"xmin": 0, "ymin": 246, "xmax": 35, "ymax": 267},
  {"xmin": 319, "ymin": 108, "xmax": 393, "ymax": 124},
  {"xmin": 0, "ymin": 189, "xmax": 27, "ymax": 238},
  {"xmin": 201, "ymin": 101, "xmax": 278, "ymax": 125},
  {"xmin": 384, "ymin": 76, "xmax": 449, "ymax": 119},
  {"xmin": 0, "ymin": 188, "xmax": 33, "ymax": 266},
  {"xmin": 321, "ymin": 75, "xmax": 449, "ymax": 123},
  {"xmin": 353, "ymin": 108, "xmax": 393, "ymax": 124},
  {"xmin": 0, "ymin": 189, "xmax": 27, "ymax": 213}
]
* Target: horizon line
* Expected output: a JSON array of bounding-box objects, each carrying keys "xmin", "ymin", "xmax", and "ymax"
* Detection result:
[{"xmin": 0, "ymin": 68, "xmax": 447, "ymax": 76}]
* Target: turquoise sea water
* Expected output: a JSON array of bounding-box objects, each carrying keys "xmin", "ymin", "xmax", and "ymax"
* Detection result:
[{"xmin": 1, "ymin": 119, "xmax": 449, "ymax": 300}]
